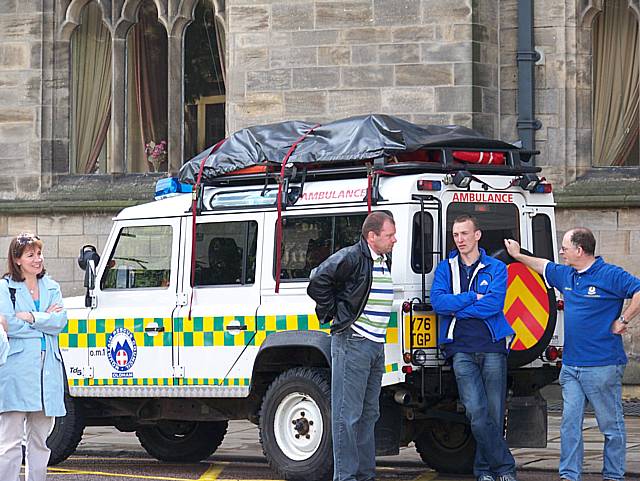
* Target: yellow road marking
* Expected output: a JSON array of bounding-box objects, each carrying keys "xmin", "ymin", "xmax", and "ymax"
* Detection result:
[
  {"xmin": 48, "ymin": 466, "xmax": 197, "ymax": 481},
  {"xmin": 198, "ymin": 464, "xmax": 224, "ymax": 480},
  {"xmin": 412, "ymin": 471, "xmax": 437, "ymax": 481}
]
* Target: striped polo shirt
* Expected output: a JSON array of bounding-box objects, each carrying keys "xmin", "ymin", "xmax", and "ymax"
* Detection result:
[{"xmin": 351, "ymin": 247, "xmax": 394, "ymax": 343}]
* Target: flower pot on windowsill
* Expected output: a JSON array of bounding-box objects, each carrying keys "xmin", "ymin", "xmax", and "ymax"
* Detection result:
[{"xmin": 148, "ymin": 153, "xmax": 167, "ymax": 173}]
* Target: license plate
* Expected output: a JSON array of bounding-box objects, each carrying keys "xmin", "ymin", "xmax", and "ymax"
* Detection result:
[{"xmin": 403, "ymin": 311, "xmax": 436, "ymax": 349}]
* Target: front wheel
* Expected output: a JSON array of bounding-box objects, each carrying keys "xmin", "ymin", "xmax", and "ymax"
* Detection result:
[
  {"xmin": 136, "ymin": 420, "xmax": 228, "ymax": 462},
  {"xmin": 259, "ymin": 367, "xmax": 332, "ymax": 481},
  {"xmin": 47, "ymin": 393, "xmax": 85, "ymax": 465},
  {"xmin": 414, "ymin": 419, "xmax": 475, "ymax": 474}
]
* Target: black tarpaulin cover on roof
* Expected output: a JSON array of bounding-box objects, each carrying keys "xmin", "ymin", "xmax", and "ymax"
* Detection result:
[{"xmin": 178, "ymin": 114, "xmax": 517, "ymax": 184}]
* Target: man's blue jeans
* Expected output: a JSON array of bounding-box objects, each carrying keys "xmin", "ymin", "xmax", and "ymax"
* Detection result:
[
  {"xmin": 331, "ymin": 329, "xmax": 385, "ymax": 481},
  {"xmin": 559, "ymin": 364, "xmax": 626, "ymax": 481},
  {"xmin": 452, "ymin": 352, "xmax": 516, "ymax": 478}
]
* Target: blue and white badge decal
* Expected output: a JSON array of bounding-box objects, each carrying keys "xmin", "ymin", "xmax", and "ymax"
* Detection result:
[{"xmin": 107, "ymin": 327, "xmax": 137, "ymax": 377}]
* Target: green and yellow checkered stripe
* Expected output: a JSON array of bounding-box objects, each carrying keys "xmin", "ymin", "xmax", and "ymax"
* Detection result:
[
  {"xmin": 60, "ymin": 318, "xmax": 172, "ymax": 349},
  {"xmin": 385, "ymin": 363, "xmax": 399, "ymax": 374},
  {"xmin": 60, "ymin": 313, "xmax": 398, "ymax": 348},
  {"xmin": 62, "ymin": 313, "xmax": 399, "ymax": 387}
]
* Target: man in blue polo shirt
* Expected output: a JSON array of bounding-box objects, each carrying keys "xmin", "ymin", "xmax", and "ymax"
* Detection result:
[{"xmin": 505, "ymin": 228, "xmax": 640, "ymax": 481}]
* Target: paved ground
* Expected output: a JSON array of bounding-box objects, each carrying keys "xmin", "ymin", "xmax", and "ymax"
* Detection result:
[
  {"xmin": 24, "ymin": 384, "xmax": 640, "ymax": 480},
  {"xmin": 40, "ymin": 458, "xmax": 616, "ymax": 481},
  {"xmin": 65, "ymin": 412, "xmax": 639, "ymax": 478}
]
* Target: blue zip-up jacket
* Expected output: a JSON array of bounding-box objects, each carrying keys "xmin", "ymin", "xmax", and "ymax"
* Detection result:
[{"xmin": 431, "ymin": 248, "xmax": 514, "ymax": 347}]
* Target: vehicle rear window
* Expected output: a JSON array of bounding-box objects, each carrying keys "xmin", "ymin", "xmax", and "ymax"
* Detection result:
[
  {"xmin": 411, "ymin": 212, "xmax": 434, "ymax": 273},
  {"xmin": 445, "ymin": 203, "xmax": 520, "ymax": 256},
  {"xmin": 532, "ymin": 214, "xmax": 554, "ymax": 261}
]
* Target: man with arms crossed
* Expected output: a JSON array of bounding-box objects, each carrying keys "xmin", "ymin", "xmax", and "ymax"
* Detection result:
[
  {"xmin": 307, "ymin": 211, "xmax": 396, "ymax": 481},
  {"xmin": 505, "ymin": 228, "xmax": 640, "ymax": 481},
  {"xmin": 431, "ymin": 215, "xmax": 517, "ymax": 481}
]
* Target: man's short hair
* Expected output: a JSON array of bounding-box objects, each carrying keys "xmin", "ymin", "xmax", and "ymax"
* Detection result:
[
  {"xmin": 569, "ymin": 227, "xmax": 596, "ymax": 256},
  {"xmin": 452, "ymin": 214, "xmax": 480, "ymax": 231},
  {"xmin": 362, "ymin": 212, "xmax": 395, "ymax": 237}
]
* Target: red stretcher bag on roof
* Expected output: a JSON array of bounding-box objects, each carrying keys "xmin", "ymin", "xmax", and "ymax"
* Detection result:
[{"xmin": 453, "ymin": 151, "xmax": 505, "ymax": 165}]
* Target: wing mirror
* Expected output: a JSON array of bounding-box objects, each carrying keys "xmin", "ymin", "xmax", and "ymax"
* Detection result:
[{"xmin": 78, "ymin": 245, "xmax": 100, "ymax": 307}]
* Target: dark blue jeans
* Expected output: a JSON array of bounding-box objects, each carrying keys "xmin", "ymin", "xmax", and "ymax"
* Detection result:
[
  {"xmin": 331, "ymin": 329, "xmax": 385, "ymax": 481},
  {"xmin": 452, "ymin": 352, "xmax": 516, "ymax": 478}
]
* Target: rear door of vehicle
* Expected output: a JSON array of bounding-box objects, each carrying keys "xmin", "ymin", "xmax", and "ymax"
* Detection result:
[{"xmin": 439, "ymin": 190, "xmax": 556, "ymax": 366}]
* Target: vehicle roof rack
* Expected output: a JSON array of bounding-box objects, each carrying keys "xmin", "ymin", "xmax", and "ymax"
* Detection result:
[{"xmin": 203, "ymin": 147, "xmax": 541, "ymax": 188}]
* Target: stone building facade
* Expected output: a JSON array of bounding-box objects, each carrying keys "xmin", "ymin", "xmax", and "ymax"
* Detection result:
[{"xmin": 0, "ymin": 0, "xmax": 639, "ymax": 382}]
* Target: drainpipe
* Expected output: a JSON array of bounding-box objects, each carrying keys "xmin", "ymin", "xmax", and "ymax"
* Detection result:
[{"xmin": 517, "ymin": 0, "xmax": 542, "ymax": 158}]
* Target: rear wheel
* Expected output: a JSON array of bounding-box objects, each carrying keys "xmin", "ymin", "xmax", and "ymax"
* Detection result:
[
  {"xmin": 260, "ymin": 367, "xmax": 333, "ymax": 481},
  {"xmin": 414, "ymin": 419, "xmax": 475, "ymax": 474},
  {"xmin": 136, "ymin": 420, "xmax": 228, "ymax": 462},
  {"xmin": 47, "ymin": 393, "xmax": 85, "ymax": 465}
]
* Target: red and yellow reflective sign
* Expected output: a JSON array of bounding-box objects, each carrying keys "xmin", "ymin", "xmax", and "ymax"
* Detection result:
[{"xmin": 504, "ymin": 263, "xmax": 549, "ymax": 351}]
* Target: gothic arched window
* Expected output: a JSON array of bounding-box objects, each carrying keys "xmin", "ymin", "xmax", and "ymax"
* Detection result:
[
  {"xmin": 183, "ymin": 0, "xmax": 226, "ymax": 161},
  {"xmin": 592, "ymin": 0, "xmax": 639, "ymax": 166},
  {"xmin": 126, "ymin": 0, "xmax": 168, "ymax": 173},
  {"xmin": 70, "ymin": 1, "xmax": 112, "ymax": 174}
]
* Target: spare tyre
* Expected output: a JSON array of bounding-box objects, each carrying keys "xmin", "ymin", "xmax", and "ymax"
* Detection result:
[{"xmin": 490, "ymin": 248, "xmax": 557, "ymax": 368}]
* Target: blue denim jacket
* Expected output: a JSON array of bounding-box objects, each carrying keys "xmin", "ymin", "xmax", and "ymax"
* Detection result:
[
  {"xmin": 0, "ymin": 275, "xmax": 68, "ymax": 416},
  {"xmin": 431, "ymin": 248, "xmax": 514, "ymax": 346}
]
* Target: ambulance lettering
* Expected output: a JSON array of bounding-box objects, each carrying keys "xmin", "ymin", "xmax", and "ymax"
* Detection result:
[
  {"xmin": 300, "ymin": 188, "xmax": 367, "ymax": 202},
  {"xmin": 452, "ymin": 192, "xmax": 514, "ymax": 203}
]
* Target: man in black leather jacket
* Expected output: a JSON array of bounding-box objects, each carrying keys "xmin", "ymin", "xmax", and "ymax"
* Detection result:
[{"xmin": 307, "ymin": 211, "xmax": 396, "ymax": 481}]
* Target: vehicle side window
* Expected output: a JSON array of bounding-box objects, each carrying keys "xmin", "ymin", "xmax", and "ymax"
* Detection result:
[
  {"xmin": 411, "ymin": 212, "xmax": 434, "ymax": 273},
  {"xmin": 279, "ymin": 213, "xmax": 367, "ymax": 281},
  {"xmin": 102, "ymin": 225, "xmax": 172, "ymax": 290},
  {"xmin": 532, "ymin": 214, "xmax": 554, "ymax": 262},
  {"xmin": 445, "ymin": 203, "xmax": 520, "ymax": 255},
  {"xmin": 194, "ymin": 221, "xmax": 258, "ymax": 286}
]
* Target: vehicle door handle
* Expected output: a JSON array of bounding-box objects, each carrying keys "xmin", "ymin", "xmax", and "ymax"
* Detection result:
[
  {"xmin": 145, "ymin": 326, "xmax": 165, "ymax": 333},
  {"xmin": 226, "ymin": 325, "xmax": 247, "ymax": 331}
]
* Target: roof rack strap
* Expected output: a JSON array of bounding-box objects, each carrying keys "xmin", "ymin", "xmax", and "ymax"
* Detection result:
[
  {"xmin": 188, "ymin": 138, "xmax": 226, "ymax": 321},
  {"xmin": 274, "ymin": 124, "xmax": 321, "ymax": 294}
]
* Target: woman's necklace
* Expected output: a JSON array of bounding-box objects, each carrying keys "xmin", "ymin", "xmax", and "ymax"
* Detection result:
[{"xmin": 26, "ymin": 279, "xmax": 37, "ymax": 296}]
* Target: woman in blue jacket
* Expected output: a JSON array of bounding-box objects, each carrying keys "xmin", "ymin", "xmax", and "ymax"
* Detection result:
[
  {"xmin": 0, "ymin": 233, "xmax": 67, "ymax": 481},
  {"xmin": 0, "ymin": 315, "xmax": 8, "ymax": 365}
]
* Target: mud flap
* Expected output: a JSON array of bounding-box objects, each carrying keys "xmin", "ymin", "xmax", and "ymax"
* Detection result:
[
  {"xmin": 506, "ymin": 394, "xmax": 547, "ymax": 448},
  {"xmin": 374, "ymin": 396, "xmax": 401, "ymax": 456}
]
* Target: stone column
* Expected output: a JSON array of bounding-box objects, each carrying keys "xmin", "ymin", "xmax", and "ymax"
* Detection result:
[
  {"xmin": 109, "ymin": 37, "xmax": 126, "ymax": 174},
  {"xmin": 167, "ymin": 34, "xmax": 183, "ymax": 175}
]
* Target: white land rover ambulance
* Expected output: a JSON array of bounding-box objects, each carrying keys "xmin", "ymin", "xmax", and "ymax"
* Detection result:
[{"xmin": 50, "ymin": 115, "xmax": 563, "ymax": 480}]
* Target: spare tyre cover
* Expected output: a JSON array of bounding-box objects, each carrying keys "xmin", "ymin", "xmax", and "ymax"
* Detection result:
[{"xmin": 493, "ymin": 249, "xmax": 557, "ymax": 368}]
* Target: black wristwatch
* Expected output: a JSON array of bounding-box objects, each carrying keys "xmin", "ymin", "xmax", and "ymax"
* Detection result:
[{"xmin": 620, "ymin": 316, "xmax": 628, "ymax": 325}]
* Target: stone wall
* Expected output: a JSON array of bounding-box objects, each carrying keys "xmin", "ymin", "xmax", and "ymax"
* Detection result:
[
  {"xmin": 556, "ymin": 206, "xmax": 640, "ymax": 382},
  {"xmin": 0, "ymin": 0, "xmax": 45, "ymax": 199},
  {"xmin": 0, "ymin": 212, "xmax": 113, "ymax": 296},
  {"xmin": 226, "ymin": 0, "xmax": 499, "ymax": 136}
]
